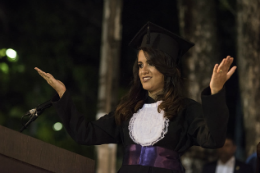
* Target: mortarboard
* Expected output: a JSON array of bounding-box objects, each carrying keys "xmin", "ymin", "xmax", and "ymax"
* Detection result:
[{"xmin": 129, "ymin": 22, "xmax": 195, "ymax": 63}]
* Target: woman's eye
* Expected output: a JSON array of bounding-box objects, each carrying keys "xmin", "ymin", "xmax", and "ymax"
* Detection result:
[
  {"xmin": 138, "ymin": 64, "xmax": 143, "ymax": 68},
  {"xmin": 147, "ymin": 60, "xmax": 154, "ymax": 66}
]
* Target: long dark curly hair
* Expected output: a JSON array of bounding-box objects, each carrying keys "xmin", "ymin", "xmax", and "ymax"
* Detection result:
[{"xmin": 115, "ymin": 47, "xmax": 185, "ymax": 125}]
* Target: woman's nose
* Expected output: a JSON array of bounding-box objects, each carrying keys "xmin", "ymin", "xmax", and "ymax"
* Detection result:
[{"xmin": 141, "ymin": 65, "xmax": 149, "ymax": 75}]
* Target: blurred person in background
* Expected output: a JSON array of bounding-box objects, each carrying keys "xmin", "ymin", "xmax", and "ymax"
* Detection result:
[
  {"xmin": 256, "ymin": 142, "xmax": 260, "ymax": 173},
  {"xmin": 246, "ymin": 141, "xmax": 260, "ymax": 173},
  {"xmin": 202, "ymin": 137, "xmax": 253, "ymax": 173},
  {"xmin": 246, "ymin": 151, "xmax": 257, "ymax": 173}
]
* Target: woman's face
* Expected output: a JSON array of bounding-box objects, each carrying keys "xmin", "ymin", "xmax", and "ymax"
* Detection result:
[{"xmin": 138, "ymin": 50, "xmax": 164, "ymax": 98}]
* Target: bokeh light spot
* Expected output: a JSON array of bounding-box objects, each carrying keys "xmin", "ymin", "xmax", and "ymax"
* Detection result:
[
  {"xmin": 17, "ymin": 64, "xmax": 25, "ymax": 72},
  {"xmin": 6, "ymin": 48, "xmax": 17, "ymax": 59},
  {"xmin": 53, "ymin": 122, "xmax": 63, "ymax": 131},
  {"xmin": 0, "ymin": 63, "xmax": 9, "ymax": 74},
  {"xmin": 0, "ymin": 48, "xmax": 6, "ymax": 58}
]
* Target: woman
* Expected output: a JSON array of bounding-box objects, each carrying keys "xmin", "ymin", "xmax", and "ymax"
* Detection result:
[{"xmin": 35, "ymin": 22, "xmax": 237, "ymax": 173}]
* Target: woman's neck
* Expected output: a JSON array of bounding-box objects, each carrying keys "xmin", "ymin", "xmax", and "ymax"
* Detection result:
[
  {"xmin": 148, "ymin": 90, "xmax": 163, "ymax": 100},
  {"xmin": 148, "ymin": 93, "xmax": 157, "ymax": 100}
]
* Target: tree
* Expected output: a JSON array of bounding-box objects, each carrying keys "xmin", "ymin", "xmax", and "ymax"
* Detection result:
[
  {"xmin": 96, "ymin": 0, "xmax": 122, "ymax": 172},
  {"xmin": 178, "ymin": 0, "xmax": 220, "ymax": 172},
  {"xmin": 237, "ymin": 0, "xmax": 260, "ymax": 157}
]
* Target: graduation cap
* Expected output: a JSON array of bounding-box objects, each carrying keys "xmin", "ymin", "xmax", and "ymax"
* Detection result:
[{"xmin": 129, "ymin": 22, "xmax": 194, "ymax": 63}]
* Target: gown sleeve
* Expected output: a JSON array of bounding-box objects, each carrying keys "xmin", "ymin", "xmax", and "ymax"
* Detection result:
[
  {"xmin": 51, "ymin": 90, "xmax": 121, "ymax": 145},
  {"xmin": 185, "ymin": 87, "xmax": 229, "ymax": 148}
]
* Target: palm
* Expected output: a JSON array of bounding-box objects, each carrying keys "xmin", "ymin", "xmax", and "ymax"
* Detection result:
[
  {"xmin": 209, "ymin": 56, "xmax": 237, "ymax": 94},
  {"xmin": 35, "ymin": 67, "xmax": 66, "ymax": 98}
]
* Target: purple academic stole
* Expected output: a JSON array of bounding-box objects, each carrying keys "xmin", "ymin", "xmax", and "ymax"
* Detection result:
[{"xmin": 123, "ymin": 144, "xmax": 184, "ymax": 172}]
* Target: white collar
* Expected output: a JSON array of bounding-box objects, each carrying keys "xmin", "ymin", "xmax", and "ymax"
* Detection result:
[
  {"xmin": 216, "ymin": 156, "xmax": 235, "ymax": 173},
  {"xmin": 129, "ymin": 101, "xmax": 169, "ymax": 146},
  {"xmin": 217, "ymin": 156, "xmax": 235, "ymax": 165}
]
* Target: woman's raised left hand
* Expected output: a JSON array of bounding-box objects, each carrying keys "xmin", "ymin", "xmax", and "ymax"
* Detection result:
[
  {"xmin": 209, "ymin": 55, "xmax": 237, "ymax": 94},
  {"xmin": 35, "ymin": 67, "xmax": 66, "ymax": 98}
]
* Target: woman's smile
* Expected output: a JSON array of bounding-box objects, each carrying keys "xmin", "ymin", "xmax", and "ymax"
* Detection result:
[{"xmin": 142, "ymin": 76, "xmax": 152, "ymax": 82}]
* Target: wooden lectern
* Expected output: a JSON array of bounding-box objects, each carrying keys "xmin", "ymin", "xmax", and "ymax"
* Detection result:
[{"xmin": 0, "ymin": 125, "xmax": 95, "ymax": 173}]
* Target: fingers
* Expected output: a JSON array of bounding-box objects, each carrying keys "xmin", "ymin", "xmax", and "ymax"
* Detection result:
[
  {"xmin": 215, "ymin": 55, "xmax": 236, "ymax": 81},
  {"xmin": 35, "ymin": 67, "xmax": 46, "ymax": 76},
  {"xmin": 217, "ymin": 58, "xmax": 227, "ymax": 73},
  {"xmin": 218, "ymin": 56, "xmax": 234, "ymax": 73},
  {"xmin": 226, "ymin": 66, "xmax": 237, "ymax": 80},
  {"xmin": 34, "ymin": 67, "xmax": 66, "ymax": 97},
  {"xmin": 34, "ymin": 67, "xmax": 54, "ymax": 82},
  {"xmin": 218, "ymin": 58, "xmax": 226, "ymax": 71},
  {"xmin": 213, "ymin": 64, "xmax": 219, "ymax": 73},
  {"xmin": 225, "ymin": 56, "xmax": 234, "ymax": 69}
]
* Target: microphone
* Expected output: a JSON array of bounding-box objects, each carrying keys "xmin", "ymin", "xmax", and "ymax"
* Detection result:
[
  {"xmin": 26, "ymin": 100, "xmax": 52, "ymax": 116},
  {"xmin": 21, "ymin": 100, "xmax": 52, "ymax": 132}
]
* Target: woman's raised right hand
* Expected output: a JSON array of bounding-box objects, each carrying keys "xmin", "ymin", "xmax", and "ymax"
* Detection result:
[{"xmin": 35, "ymin": 67, "xmax": 66, "ymax": 98}]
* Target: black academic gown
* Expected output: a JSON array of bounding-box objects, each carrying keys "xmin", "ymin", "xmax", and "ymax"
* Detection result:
[{"xmin": 52, "ymin": 87, "xmax": 229, "ymax": 173}]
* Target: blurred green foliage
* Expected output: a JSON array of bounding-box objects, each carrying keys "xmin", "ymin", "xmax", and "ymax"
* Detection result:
[{"xmin": 0, "ymin": 0, "xmax": 104, "ymax": 160}]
